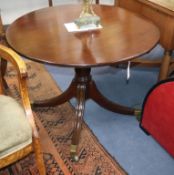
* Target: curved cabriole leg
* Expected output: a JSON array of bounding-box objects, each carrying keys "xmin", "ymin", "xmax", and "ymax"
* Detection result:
[
  {"xmin": 71, "ymin": 84, "xmax": 86, "ymax": 161},
  {"xmin": 88, "ymin": 80, "xmax": 135, "ymax": 115},
  {"xmin": 32, "ymin": 80, "xmax": 76, "ymax": 107}
]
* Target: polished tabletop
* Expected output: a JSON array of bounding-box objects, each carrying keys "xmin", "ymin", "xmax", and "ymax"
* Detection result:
[{"xmin": 6, "ymin": 4, "xmax": 159, "ymax": 68}]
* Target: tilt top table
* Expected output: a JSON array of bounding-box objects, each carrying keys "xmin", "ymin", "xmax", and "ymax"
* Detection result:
[{"xmin": 6, "ymin": 4, "xmax": 159, "ymax": 160}]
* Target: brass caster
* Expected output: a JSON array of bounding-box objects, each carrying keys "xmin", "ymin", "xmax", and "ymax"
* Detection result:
[
  {"xmin": 70, "ymin": 144, "xmax": 79, "ymax": 162},
  {"xmin": 71, "ymin": 153, "xmax": 79, "ymax": 162},
  {"xmin": 30, "ymin": 100, "xmax": 34, "ymax": 108},
  {"xmin": 134, "ymin": 109, "xmax": 142, "ymax": 121}
]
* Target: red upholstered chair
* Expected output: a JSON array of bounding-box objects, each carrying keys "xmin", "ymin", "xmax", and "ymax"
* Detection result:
[
  {"xmin": 140, "ymin": 78, "xmax": 174, "ymax": 157},
  {"xmin": 0, "ymin": 44, "xmax": 46, "ymax": 174}
]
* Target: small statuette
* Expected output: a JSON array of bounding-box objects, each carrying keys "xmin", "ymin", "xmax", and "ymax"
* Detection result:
[
  {"xmin": 74, "ymin": 16, "xmax": 100, "ymax": 28},
  {"xmin": 74, "ymin": 0, "xmax": 101, "ymax": 28}
]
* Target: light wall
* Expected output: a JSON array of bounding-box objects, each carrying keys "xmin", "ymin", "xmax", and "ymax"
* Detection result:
[{"xmin": 0, "ymin": 0, "xmax": 114, "ymax": 24}]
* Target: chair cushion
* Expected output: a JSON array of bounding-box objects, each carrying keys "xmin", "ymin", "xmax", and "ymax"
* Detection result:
[{"xmin": 0, "ymin": 95, "xmax": 32, "ymax": 158}]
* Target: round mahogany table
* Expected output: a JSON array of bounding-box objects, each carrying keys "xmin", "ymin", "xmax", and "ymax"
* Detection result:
[{"xmin": 6, "ymin": 4, "xmax": 159, "ymax": 160}]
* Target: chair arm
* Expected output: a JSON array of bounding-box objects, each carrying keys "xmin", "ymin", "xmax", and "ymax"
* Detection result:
[
  {"xmin": 0, "ymin": 44, "xmax": 27, "ymax": 78},
  {"xmin": 0, "ymin": 44, "xmax": 39, "ymax": 138},
  {"xmin": 19, "ymin": 77, "xmax": 39, "ymax": 138}
]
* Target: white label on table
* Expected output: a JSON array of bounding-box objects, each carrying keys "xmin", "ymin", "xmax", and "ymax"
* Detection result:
[{"xmin": 64, "ymin": 22, "xmax": 103, "ymax": 33}]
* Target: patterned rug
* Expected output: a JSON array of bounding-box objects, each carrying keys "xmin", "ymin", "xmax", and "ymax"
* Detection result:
[{"xmin": 0, "ymin": 61, "xmax": 127, "ymax": 175}]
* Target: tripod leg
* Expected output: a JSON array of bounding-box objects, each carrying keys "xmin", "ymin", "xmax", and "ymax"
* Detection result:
[{"xmin": 70, "ymin": 84, "xmax": 86, "ymax": 161}]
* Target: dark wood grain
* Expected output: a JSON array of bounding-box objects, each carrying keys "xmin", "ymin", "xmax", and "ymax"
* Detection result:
[{"xmin": 6, "ymin": 5, "xmax": 159, "ymax": 68}]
